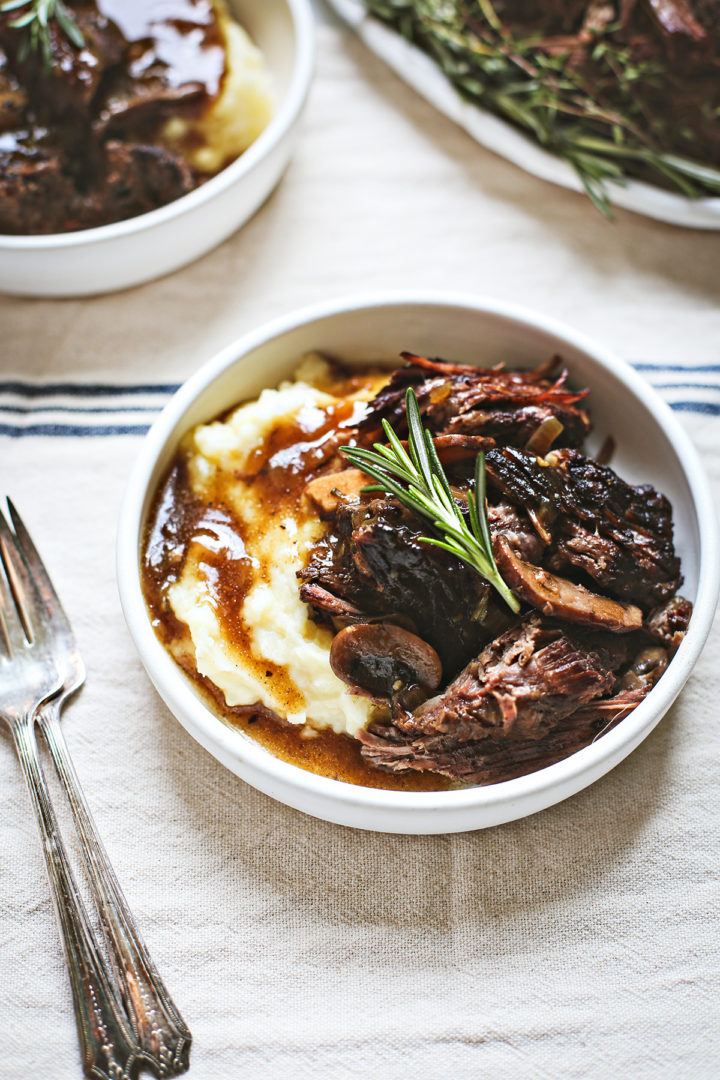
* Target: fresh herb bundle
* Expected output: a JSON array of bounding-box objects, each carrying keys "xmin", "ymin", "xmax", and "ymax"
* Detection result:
[
  {"xmin": 0, "ymin": 0, "xmax": 84, "ymax": 67},
  {"xmin": 364, "ymin": 0, "xmax": 720, "ymax": 214},
  {"xmin": 341, "ymin": 387, "xmax": 520, "ymax": 613}
]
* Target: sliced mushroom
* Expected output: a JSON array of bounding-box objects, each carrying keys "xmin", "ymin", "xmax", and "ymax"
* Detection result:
[
  {"xmin": 494, "ymin": 535, "xmax": 643, "ymax": 633},
  {"xmin": 329, "ymin": 623, "xmax": 443, "ymax": 701},
  {"xmin": 617, "ymin": 646, "xmax": 668, "ymax": 693},
  {"xmin": 303, "ymin": 468, "xmax": 369, "ymax": 517}
]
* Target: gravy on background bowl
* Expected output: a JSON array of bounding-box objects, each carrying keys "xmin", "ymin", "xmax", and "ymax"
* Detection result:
[
  {"xmin": 0, "ymin": 0, "xmax": 313, "ymax": 296},
  {"xmin": 140, "ymin": 350, "xmax": 693, "ymax": 793},
  {"xmin": 0, "ymin": 0, "xmax": 273, "ymax": 233}
]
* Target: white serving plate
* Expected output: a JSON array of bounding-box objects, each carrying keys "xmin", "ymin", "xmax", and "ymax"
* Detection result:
[
  {"xmin": 117, "ymin": 294, "xmax": 719, "ymax": 834},
  {"xmin": 0, "ymin": 0, "xmax": 315, "ymax": 297},
  {"xmin": 327, "ymin": 0, "xmax": 720, "ymax": 230}
]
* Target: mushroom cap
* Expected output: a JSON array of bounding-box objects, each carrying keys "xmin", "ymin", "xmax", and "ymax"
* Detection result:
[{"xmin": 329, "ymin": 623, "xmax": 443, "ymax": 700}]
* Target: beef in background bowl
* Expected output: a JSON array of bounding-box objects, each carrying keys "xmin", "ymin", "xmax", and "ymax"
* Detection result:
[
  {"xmin": 0, "ymin": 0, "xmax": 314, "ymax": 296},
  {"xmin": 0, "ymin": 0, "xmax": 273, "ymax": 234}
]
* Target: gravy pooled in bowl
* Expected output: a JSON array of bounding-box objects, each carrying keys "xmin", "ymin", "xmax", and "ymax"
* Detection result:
[
  {"xmin": 142, "ymin": 353, "xmax": 691, "ymax": 791},
  {"xmin": 142, "ymin": 356, "xmax": 453, "ymax": 791}
]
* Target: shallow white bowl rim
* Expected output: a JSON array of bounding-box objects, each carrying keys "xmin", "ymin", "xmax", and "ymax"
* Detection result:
[
  {"xmin": 0, "ymin": 0, "xmax": 315, "ymax": 249},
  {"xmin": 117, "ymin": 291, "xmax": 719, "ymax": 817}
]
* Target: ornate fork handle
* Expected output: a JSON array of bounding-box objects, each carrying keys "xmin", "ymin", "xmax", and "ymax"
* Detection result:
[
  {"xmin": 9, "ymin": 711, "xmax": 143, "ymax": 1080},
  {"xmin": 39, "ymin": 700, "xmax": 191, "ymax": 1078}
]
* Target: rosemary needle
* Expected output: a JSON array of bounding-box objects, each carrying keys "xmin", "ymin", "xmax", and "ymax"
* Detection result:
[
  {"xmin": 364, "ymin": 0, "xmax": 720, "ymax": 215},
  {"xmin": 341, "ymin": 387, "xmax": 520, "ymax": 613},
  {"xmin": 1, "ymin": 0, "xmax": 84, "ymax": 68}
]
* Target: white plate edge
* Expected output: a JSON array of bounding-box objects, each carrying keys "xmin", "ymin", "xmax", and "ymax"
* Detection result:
[{"xmin": 328, "ymin": 0, "xmax": 720, "ymax": 230}]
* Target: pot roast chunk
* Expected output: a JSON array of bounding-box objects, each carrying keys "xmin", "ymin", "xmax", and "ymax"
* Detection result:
[
  {"xmin": 0, "ymin": 0, "xmax": 225, "ymax": 233},
  {"xmin": 401, "ymin": 616, "xmax": 615, "ymax": 740},
  {"xmin": 358, "ymin": 616, "xmax": 616, "ymax": 781},
  {"xmin": 299, "ymin": 498, "xmax": 500, "ymax": 677},
  {"xmin": 487, "ymin": 501, "xmax": 546, "ymax": 564},
  {"xmin": 361, "ymin": 354, "xmax": 591, "ymax": 448},
  {"xmin": 485, "ymin": 446, "xmax": 682, "ymax": 608},
  {"xmin": 0, "ymin": 123, "xmax": 80, "ymax": 234},
  {"xmin": 0, "ymin": 5, "xmax": 125, "ymax": 120},
  {"xmin": 644, "ymin": 595, "xmax": 692, "ymax": 653},
  {"xmin": 91, "ymin": 140, "xmax": 198, "ymax": 222}
]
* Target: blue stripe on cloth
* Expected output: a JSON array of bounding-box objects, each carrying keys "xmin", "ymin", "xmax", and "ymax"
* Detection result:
[
  {"xmin": 634, "ymin": 363, "xmax": 720, "ymax": 374},
  {"xmin": 667, "ymin": 401, "xmax": 720, "ymax": 416},
  {"xmin": 0, "ymin": 423, "xmax": 151, "ymax": 438},
  {"xmin": 652, "ymin": 383, "xmax": 720, "ymax": 392},
  {"xmin": 0, "ymin": 404, "xmax": 163, "ymax": 415},
  {"xmin": 0, "ymin": 381, "xmax": 181, "ymax": 398}
]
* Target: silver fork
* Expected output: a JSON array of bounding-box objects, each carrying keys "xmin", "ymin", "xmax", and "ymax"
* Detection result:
[
  {"xmin": 0, "ymin": 510, "xmax": 143, "ymax": 1079},
  {"xmin": 0, "ymin": 502, "xmax": 191, "ymax": 1078}
]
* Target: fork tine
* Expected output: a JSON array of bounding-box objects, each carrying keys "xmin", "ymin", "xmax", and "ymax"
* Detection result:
[
  {"xmin": 0, "ymin": 535, "xmax": 29, "ymax": 655},
  {"xmin": 0, "ymin": 503, "xmax": 53, "ymax": 650},
  {"xmin": 6, "ymin": 499, "xmax": 74, "ymax": 640}
]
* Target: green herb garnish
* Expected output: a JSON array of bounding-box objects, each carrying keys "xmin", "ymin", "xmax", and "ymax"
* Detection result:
[
  {"xmin": 363, "ymin": 0, "xmax": 720, "ymax": 215},
  {"xmin": 341, "ymin": 387, "xmax": 520, "ymax": 613},
  {"xmin": 1, "ymin": 0, "xmax": 84, "ymax": 68}
]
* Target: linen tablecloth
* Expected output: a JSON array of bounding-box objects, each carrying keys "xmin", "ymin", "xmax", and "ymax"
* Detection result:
[{"xmin": 1, "ymin": 12, "xmax": 719, "ymax": 1079}]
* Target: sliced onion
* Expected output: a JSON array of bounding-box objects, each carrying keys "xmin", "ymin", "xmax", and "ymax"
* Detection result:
[{"xmin": 526, "ymin": 416, "xmax": 564, "ymax": 456}]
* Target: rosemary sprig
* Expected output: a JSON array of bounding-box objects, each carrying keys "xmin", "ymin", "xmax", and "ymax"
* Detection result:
[
  {"xmin": 364, "ymin": 0, "xmax": 720, "ymax": 215},
  {"xmin": 1, "ymin": 0, "xmax": 84, "ymax": 68},
  {"xmin": 341, "ymin": 388, "xmax": 520, "ymax": 613}
]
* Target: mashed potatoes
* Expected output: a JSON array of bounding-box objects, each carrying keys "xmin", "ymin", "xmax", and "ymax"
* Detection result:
[
  {"xmin": 168, "ymin": 359, "xmax": 382, "ymax": 737},
  {"xmin": 162, "ymin": 1, "xmax": 274, "ymax": 175}
]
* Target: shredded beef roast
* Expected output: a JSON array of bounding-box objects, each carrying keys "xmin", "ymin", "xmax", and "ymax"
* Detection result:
[
  {"xmin": 296, "ymin": 353, "xmax": 690, "ymax": 786},
  {"xmin": 359, "ymin": 704, "xmax": 618, "ymax": 785},
  {"xmin": 398, "ymin": 617, "xmax": 616, "ymax": 740},
  {"xmin": 357, "ymin": 617, "xmax": 618, "ymax": 781},
  {"xmin": 358, "ymin": 625, "xmax": 669, "ymax": 784},
  {"xmin": 645, "ymin": 596, "xmax": 693, "ymax": 653},
  {"xmin": 360, "ymin": 354, "xmax": 591, "ymax": 449},
  {"xmin": 485, "ymin": 446, "xmax": 682, "ymax": 607},
  {"xmin": 298, "ymin": 497, "xmax": 501, "ymax": 677},
  {"xmin": 487, "ymin": 501, "xmax": 546, "ymax": 564}
]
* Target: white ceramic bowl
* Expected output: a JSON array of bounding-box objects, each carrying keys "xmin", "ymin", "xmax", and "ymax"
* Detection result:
[
  {"xmin": 117, "ymin": 294, "xmax": 719, "ymax": 834},
  {"xmin": 0, "ymin": 0, "xmax": 315, "ymax": 298}
]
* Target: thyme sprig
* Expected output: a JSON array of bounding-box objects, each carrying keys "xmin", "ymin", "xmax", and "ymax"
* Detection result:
[
  {"xmin": 364, "ymin": 0, "xmax": 720, "ymax": 215},
  {"xmin": 341, "ymin": 388, "xmax": 520, "ymax": 613},
  {"xmin": 1, "ymin": 0, "xmax": 84, "ymax": 67}
]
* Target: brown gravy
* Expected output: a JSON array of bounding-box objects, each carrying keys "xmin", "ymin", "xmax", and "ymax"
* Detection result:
[
  {"xmin": 98, "ymin": 0, "xmax": 226, "ymax": 98},
  {"xmin": 141, "ymin": 366, "xmax": 453, "ymax": 793}
]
